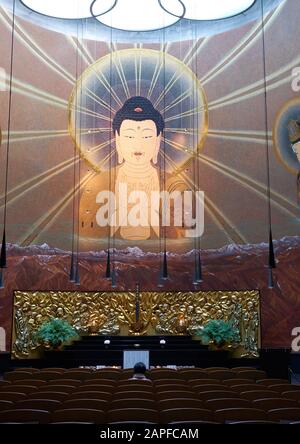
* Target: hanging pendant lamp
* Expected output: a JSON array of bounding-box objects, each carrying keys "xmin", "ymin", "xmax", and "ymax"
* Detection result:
[
  {"xmin": 0, "ymin": 269, "xmax": 4, "ymax": 289},
  {"xmin": 74, "ymin": 255, "xmax": 80, "ymax": 285},
  {"xmin": 105, "ymin": 249, "xmax": 111, "ymax": 278},
  {"xmin": 268, "ymin": 266, "xmax": 274, "ymax": 289},
  {"xmin": 193, "ymin": 250, "xmax": 203, "ymax": 284},
  {"xmin": 111, "ymin": 267, "xmax": 117, "ymax": 288},
  {"xmin": 69, "ymin": 252, "xmax": 76, "ymax": 282},
  {"xmin": 268, "ymin": 229, "xmax": 276, "ymax": 269},
  {"xmin": 0, "ymin": 231, "xmax": 6, "ymax": 269},
  {"xmin": 162, "ymin": 250, "xmax": 168, "ymax": 280},
  {"xmin": 157, "ymin": 268, "xmax": 164, "ymax": 287},
  {"xmin": 260, "ymin": 0, "xmax": 276, "ymax": 285}
]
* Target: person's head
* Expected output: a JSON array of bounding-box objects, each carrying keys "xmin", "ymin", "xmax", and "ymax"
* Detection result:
[
  {"xmin": 133, "ymin": 361, "xmax": 147, "ymax": 375},
  {"xmin": 112, "ymin": 96, "xmax": 164, "ymax": 166}
]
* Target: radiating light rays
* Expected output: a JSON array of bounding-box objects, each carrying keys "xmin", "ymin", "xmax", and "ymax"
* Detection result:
[
  {"xmin": 164, "ymin": 106, "xmax": 204, "ymax": 123},
  {"xmin": 163, "ymin": 87, "xmax": 193, "ymax": 113},
  {"xmin": 183, "ymin": 37, "xmax": 210, "ymax": 67},
  {"xmin": 68, "ymin": 43, "xmax": 121, "ymax": 113},
  {"xmin": 67, "ymin": 36, "xmax": 95, "ymax": 65},
  {"xmin": 9, "ymin": 75, "xmax": 68, "ymax": 109},
  {"xmin": 85, "ymin": 138, "xmax": 114, "ymax": 157},
  {"xmin": 110, "ymin": 49, "xmax": 131, "ymax": 99},
  {"xmin": 134, "ymin": 50, "xmax": 142, "ymax": 96},
  {"xmin": 164, "ymin": 127, "xmax": 299, "ymax": 219},
  {"xmin": 109, "ymin": 42, "xmax": 130, "ymax": 99},
  {"xmin": 165, "ymin": 127, "xmax": 197, "ymax": 135},
  {"xmin": 80, "ymin": 89, "xmax": 116, "ymax": 115},
  {"xmin": 0, "ymin": 157, "xmax": 78, "ymax": 211},
  {"xmin": 200, "ymin": 12, "xmax": 274, "ymax": 85},
  {"xmin": 199, "ymin": 154, "xmax": 300, "ymax": 217},
  {"xmin": 0, "ymin": 129, "xmax": 70, "ymax": 144},
  {"xmin": 147, "ymin": 50, "xmax": 164, "ymax": 99},
  {"xmin": 207, "ymin": 129, "xmax": 273, "ymax": 145},
  {"xmin": 165, "ymin": 137, "xmax": 194, "ymax": 155},
  {"xmin": 153, "ymin": 67, "xmax": 183, "ymax": 109},
  {"xmin": 84, "ymin": 69, "xmax": 121, "ymax": 113},
  {"xmin": 200, "ymin": 0, "xmax": 287, "ymax": 86},
  {"xmin": 163, "ymin": 151, "xmax": 247, "ymax": 243},
  {"xmin": 209, "ymin": 129, "xmax": 273, "ymax": 137},
  {"xmin": 0, "ymin": 7, "xmax": 119, "ymax": 119},
  {"xmin": 98, "ymin": 148, "xmax": 116, "ymax": 169},
  {"xmin": 72, "ymin": 66, "xmax": 118, "ymax": 115},
  {"xmin": 92, "ymin": 68, "xmax": 123, "ymax": 108},
  {"xmin": 208, "ymin": 51, "xmax": 300, "ymax": 110},
  {"xmin": 19, "ymin": 170, "xmax": 96, "ymax": 246},
  {"xmin": 0, "ymin": 7, "xmax": 75, "ymax": 85},
  {"xmin": 17, "ymin": 148, "xmax": 116, "ymax": 246},
  {"xmin": 0, "ymin": 141, "xmax": 112, "ymax": 229},
  {"xmin": 162, "ymin": 127, "xmax": 300, "ymax": 240},
  {"xmin": 153, "ymin": 37, "xmax": 208, "ymax": 109},
  {"xmin": 72, "ymin": 102, "xmax": 113, "ymax": 122}
]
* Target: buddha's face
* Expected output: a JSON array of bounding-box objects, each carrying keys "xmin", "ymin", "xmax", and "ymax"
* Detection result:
[
  {"xmin": 293, "ymin": 141, "xmax": 300, "ymax": 163},
  {"xmin": 116, "ymin": 119, "xmax": 161, "ymax": 166}
]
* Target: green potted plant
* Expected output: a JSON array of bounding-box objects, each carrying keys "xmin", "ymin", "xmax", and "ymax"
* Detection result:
[
  {"xmin": 197, "ymin": 319, "xmax": 240, "ymax": 349},
  {"xmin": 35, "ymin": 317, "xmax": 78, "ymax": 350}
]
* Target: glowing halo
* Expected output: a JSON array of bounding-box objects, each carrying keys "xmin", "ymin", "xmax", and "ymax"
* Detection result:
[{"xmin": 68, "ymin": 48, "xmax": 208, "ymax": 174}]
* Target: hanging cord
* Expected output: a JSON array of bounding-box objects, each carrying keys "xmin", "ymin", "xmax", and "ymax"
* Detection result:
[
  {"xmin": 70, "ymin": 21, "xmax": 80, "ymax": 282},
  {"xmin": 157, "ymin": 31, "xmax": 164, "ymax": 287},
  {"xmin": 75, "ymin": 19, "xmax": 84, "ymax": 285},
  {"xmin": 111, "ymin": 30, "xmax": 117, "ymax": 288},
  {"xmin": 192, "ymin": 21, "xmax": 198, "ymax": 284},
  {"xmin": 194, "ymin": 20, "xmax": 203, "ymax": 284},
  {"xmin": 106, "ymin": 16, "xmax": 113, "ymax": 278},
  {"xmin": 162, "ymin": 25, "xmax": 168, "ymax": 280},
  {"xmin": 0, "ymin": 0, "xmax": 16, "ymax": 272},
  {"xmin": 260, "ymin": 0, "xmax": 276, "ymax": 287}
]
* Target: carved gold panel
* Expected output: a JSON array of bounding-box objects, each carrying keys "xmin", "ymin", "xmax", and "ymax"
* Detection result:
[{"xmin": 12, "ymin": 290, "xmax": 260, "ymax": 359}]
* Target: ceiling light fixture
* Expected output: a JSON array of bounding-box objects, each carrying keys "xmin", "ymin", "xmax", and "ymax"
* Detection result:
[
  {"xmin": 21, "ymin": 0, "xmax": 256, "ymax": 31},
  {"xmin": 20, "ymin": 0, "xmax": 94, "ymax": 19},
  {"xmin": 92, "ymin": 0, "xmax": 185, "ymax": 32},
  {"xmin": 178, "ymin": 0, "xmax": 255, "ymax": 21}
]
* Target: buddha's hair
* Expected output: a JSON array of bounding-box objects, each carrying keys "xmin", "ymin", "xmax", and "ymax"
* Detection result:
[{"xmin": 112, "ymin": 96, "xmax": 164, "ymax": 136}]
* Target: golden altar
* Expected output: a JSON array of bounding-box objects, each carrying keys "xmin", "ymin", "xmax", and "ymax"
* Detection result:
[{"xmin": 12, "ymin": 290, "xmax": 260, "ymax": 359}]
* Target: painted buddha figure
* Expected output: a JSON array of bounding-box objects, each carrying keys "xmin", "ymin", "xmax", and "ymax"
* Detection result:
[
  {"xmin": 79, "ymin": 96, "xmax": 189, "ymax": 245},
  {"xmin": 112, "ymin": 96, "xmax": 163, "ymax": 240}
]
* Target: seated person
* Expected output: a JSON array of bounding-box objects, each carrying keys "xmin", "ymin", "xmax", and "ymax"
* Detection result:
[{"xmin": 129, "ymin": 362, "xmax": 151, "ymax": 381}]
